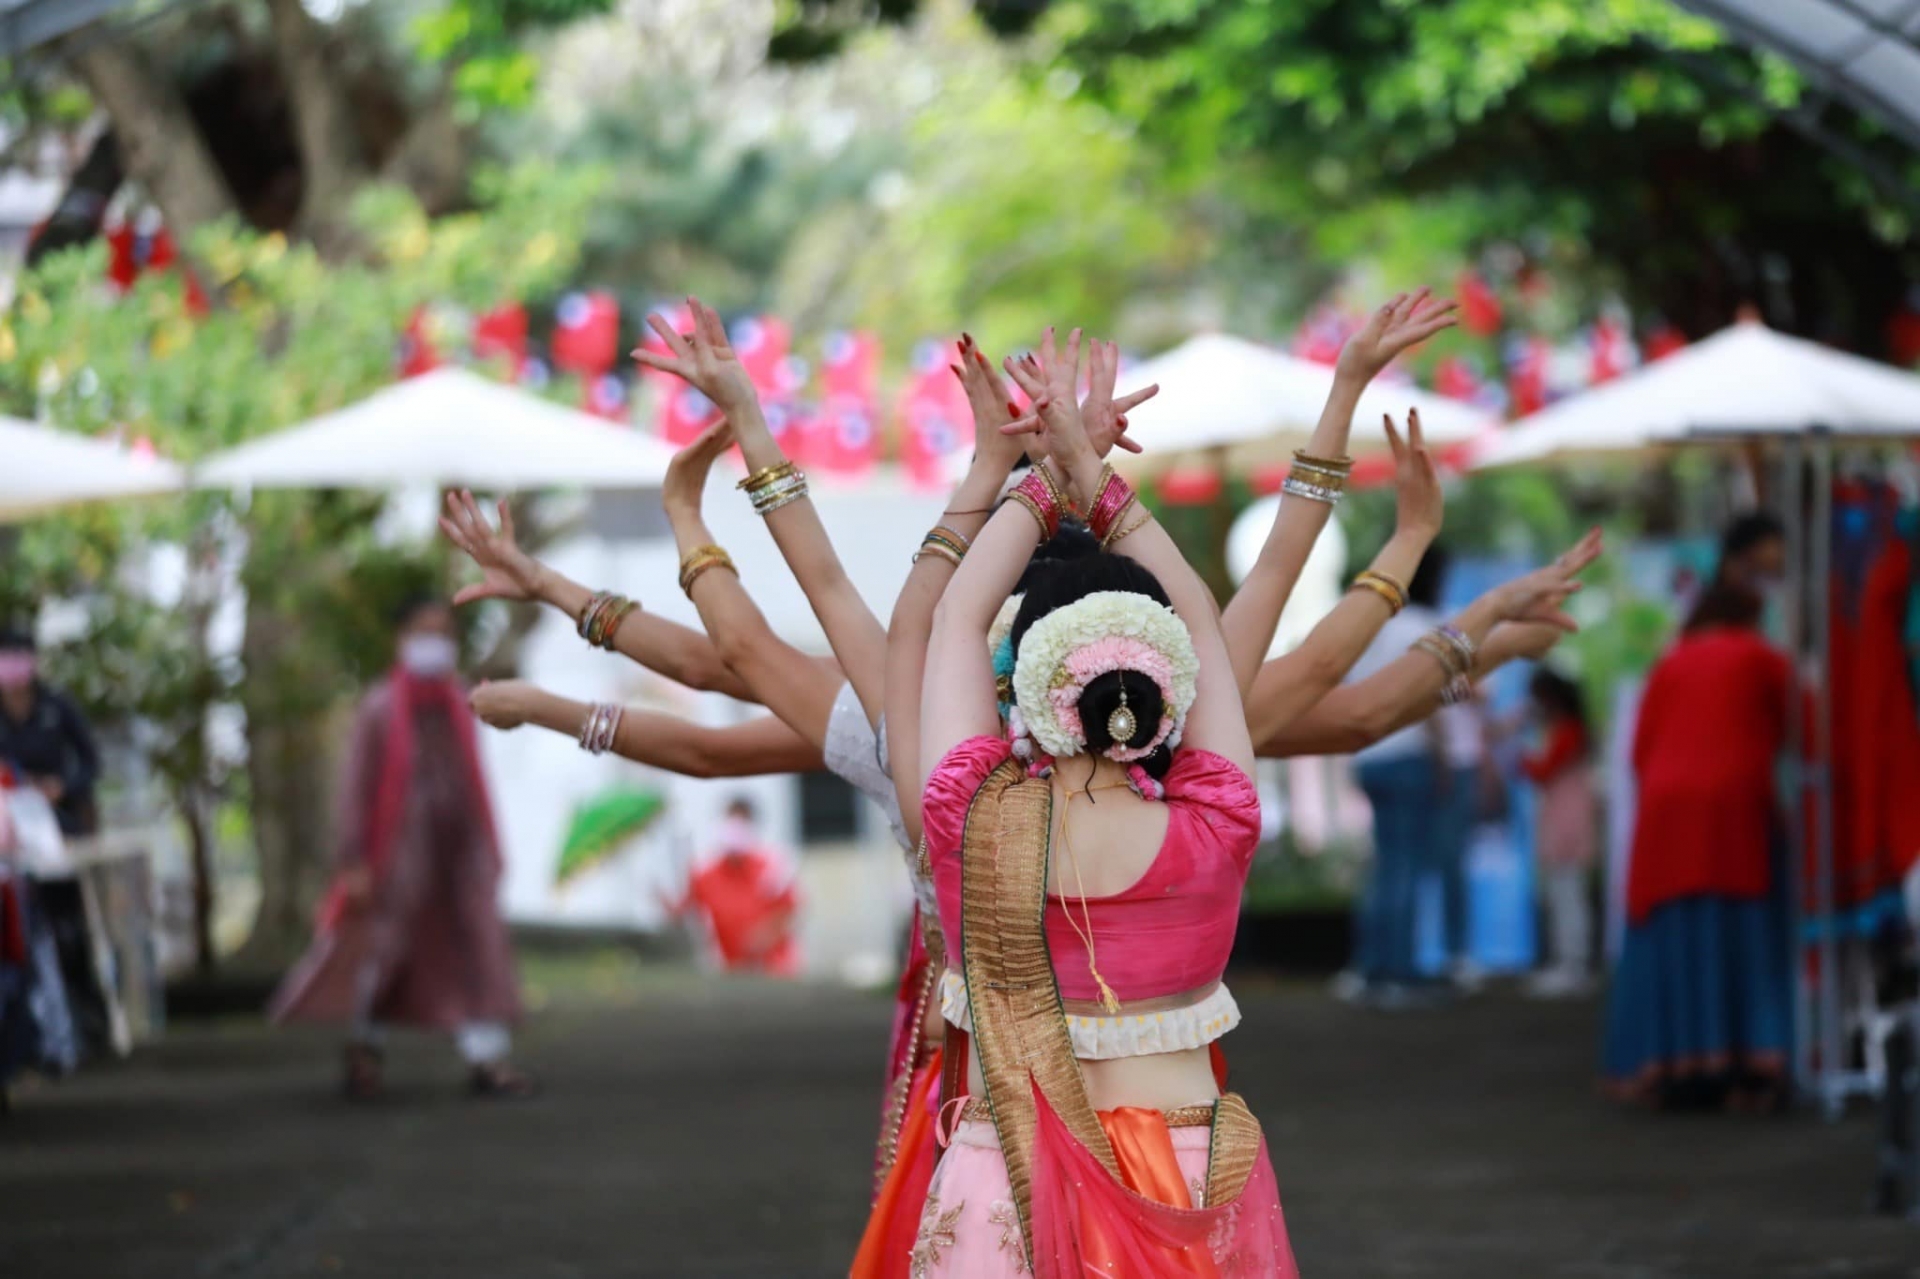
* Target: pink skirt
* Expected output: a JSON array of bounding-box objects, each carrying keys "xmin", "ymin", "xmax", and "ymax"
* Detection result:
[{"xmin": 910, "ymin": 1117, "xmax": 1295, "ymax": 1277}]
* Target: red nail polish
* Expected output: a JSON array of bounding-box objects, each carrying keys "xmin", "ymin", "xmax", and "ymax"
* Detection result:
[
  {"xmin": 1008, "ymin": 401, "xmax": 1022, "ymax": 416},
  {"xmin": 950, "ymin": 365, "xmax": 963, "ymax": 379}
]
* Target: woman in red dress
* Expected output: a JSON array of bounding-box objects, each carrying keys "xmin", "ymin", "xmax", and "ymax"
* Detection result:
[{"xmin": 1603, "ymin": 575, "xmax": 1793, "ymax": 1109}]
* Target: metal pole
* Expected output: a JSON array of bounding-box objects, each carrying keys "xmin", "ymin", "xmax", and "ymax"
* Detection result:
[
  {"xmin": 1783, "ymin": 436, "xmax": 1812, "ymax": 1100},
  {"xmin": 1811, "ymin": 432, "xmax": 1844, "ymax": 1117}
]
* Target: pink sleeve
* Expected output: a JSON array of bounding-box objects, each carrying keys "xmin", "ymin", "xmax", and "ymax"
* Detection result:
[
  {"xmin": 1162, "ymin": 748, "xmax": 1262, "ymax": 863},
  {"xmin": 921, "ymin": 735, "xmax": 1013, "ymax": 859}
]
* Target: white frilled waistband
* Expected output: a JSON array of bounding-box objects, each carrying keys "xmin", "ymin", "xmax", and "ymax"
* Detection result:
[{"xmin": 940, "ymin": 971, "xmax": 1240, "ymax": 1061}]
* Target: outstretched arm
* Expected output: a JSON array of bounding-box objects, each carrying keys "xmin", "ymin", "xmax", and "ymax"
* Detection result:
[
  {"xmin": 661, "ymin": 420, "xmax": 846, "ymax": 751},
  {"xmin": 1243, "ymin": 410, "xmax": 1443, "ymax": 741},
  {"xmin": 636, "ymin": 299, "xmax": 888, "ymax": 732},
  {"xmin": 1252, "ymin": 534, "xmax": 1604, "ymax": 753},
  {"xmin": 1221, "ymin": 290, "xmax": 1459, "ymax": 692},
  {"xmin": 471, "ymin": 680, "xmax": 824, "ymax": 778},
  {"xmin": 441, "ymin": 491, "xmax": 753, "ymax": 700}
]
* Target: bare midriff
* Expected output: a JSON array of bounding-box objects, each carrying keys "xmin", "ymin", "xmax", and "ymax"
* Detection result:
[{"xmin": 947, "ymin": 968, "xmax": 1225, "ymax": 1112}]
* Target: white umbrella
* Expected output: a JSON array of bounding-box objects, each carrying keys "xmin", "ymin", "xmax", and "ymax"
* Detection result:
[
  {"xmin": 196, "ymin": 368, "xmax": 677, "ymax": 491},
  {"xmin": 0, "ymin": 416, "xmax": 185, "ymax": 520},
  {"xmin": 1474, "ymin": 321, "xmax": 1920, "ymax": 469},
  {"xmin": 1116, "ymin": 333, "xmax": 1491, "ymax": 477}
]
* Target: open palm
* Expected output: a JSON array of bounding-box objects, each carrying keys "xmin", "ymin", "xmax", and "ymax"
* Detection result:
[
  {"xmin": 441, "ymin": 490, "xmax": 538, "ymax": 605},
  {"xmin": 1337, "ymin": 288, "xmax": 1460, "ymax": 383},
  {"xmin": 632, "ymin": 296, "xmax": 759, "ymax": 418}
]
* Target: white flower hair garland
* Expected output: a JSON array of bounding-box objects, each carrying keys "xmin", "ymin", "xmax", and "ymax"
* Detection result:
[{"xmin": 1010, "ymin": 591, "xmax": 1199, "ymax": 762}]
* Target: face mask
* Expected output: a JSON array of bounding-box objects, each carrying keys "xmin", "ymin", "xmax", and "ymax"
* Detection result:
[
  {"xmin": 0, "ymin": 654, "xmax": 34, "ymax": 689},
  {"xmin": 399, "ymin": 634, "xmax": 458, "ymax": 678},
  {"xmin": 717, "ymin": 816, "xmax": 757, "ymax": 852}
]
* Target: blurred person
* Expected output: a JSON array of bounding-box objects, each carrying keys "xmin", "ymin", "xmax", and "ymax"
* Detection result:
[
  {"xmin": 1340, "ymin": 547, "xmax": 1478, "ymax": 1003},
  {"xmin": 1717, "ymin": 512, "xmax": 1787, "ymax": 600},
  {"xmin": 270, "ymin": 596, "xmax": 532, "ymax": 1102},
  {"xmin": 1603, "ymin": 577, "xmax": 1792, "ymax": 1110},
  {"xmin": 1518, "ymin": 667, "xmax": 1599, "ymax": 998},
  {"xmin": 662, "ymin": 797, "xmax": 800, "ymax": 976},
  {"xmin": 0, "ymin": 627, "xmax": 100, "ymax": 837}
]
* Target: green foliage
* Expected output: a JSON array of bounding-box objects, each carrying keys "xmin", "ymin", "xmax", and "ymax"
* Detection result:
[
  {"xmin": 411, "ymin": 0, "xmax": 620, "ymax": 110},
  {"xmin": 0, "ymin": 166, "xmax": 599, "ymax": 830}
]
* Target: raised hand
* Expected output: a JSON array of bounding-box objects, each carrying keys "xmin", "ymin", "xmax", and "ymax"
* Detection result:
[
  {"xmin": 441, "ymin": 490, "xmax": 541, "ymax": 605},
  {"xmin": 662, "ymin": 418, "xmax": 736, "ymax": 519},
  {"xmin": 470, "ymin": 680, "xmax": 538, "ymax": 731},
  {"xmin": 1495, "ymin": 528, "xmax": 1606, "ymax": 632},
  {"xmin": 1001, "ymin": 338, "xmax": 1095, "ymax": 477},
  {"xmin": 951, "ymin": 333, "xmax": 1028, "ymax": 474},
  {"xmin": 1080, "ymin": 338, "xmax": 1152, "ymax": 458},
  {"xmin": 632, "ymin": 296, "xmax": 759, "ymax": 419},
  {"xmin": 1336, "ymin": 288, "xmax": 1460, "ymax": 385},
  {"xmin": 1386, "ymin": 408, "xmax": 1442, "ymax": 542}
]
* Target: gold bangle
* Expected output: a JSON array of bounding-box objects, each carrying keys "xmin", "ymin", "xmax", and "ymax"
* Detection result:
[
  {"xmin": 680, "ymin": 557, "xmax": 736, "ymax": 596},
  {"xmin": 1034, "ymin": 460, "xmax": 1072, "ymax": 514},
  {"xmin": 1097, "ymin": 493, "xmax": 1139, "ymax": 549},
  {"xmin": 1104, "ymin": 507, "xmax": 1153, "ymax": 549},
  {"xmin": 927, "ymin": 524, "xmax": 972, "ymax": 553},
  {"xmin": 913, "ymin": 541, "xmax": 964, "ymax": 568},
  {"xmin": 1412, "ymin": 633, "xmax": 1467, "ymax": 678},
  {"xmin": 1008, "ymin": 489, "xmax": 1053, "ymax": 540},
  {"xmin": 738, "ymin": 461, "xmax": 798, "ymax": 493},
  {"xmin": 1353, "ymin": 569, "xmax": 1408, "ymax": 612},
  {"xmin": 677, "ymin": 544, "xmax": 733, "ymax": 592},
  {"xmin": 1351, "ymin": 578, "xmax": 1404, "ymax": 615},
  {"xmin": 1292, "ymin": 448, "xmax": 1354, "ymax": 474}
]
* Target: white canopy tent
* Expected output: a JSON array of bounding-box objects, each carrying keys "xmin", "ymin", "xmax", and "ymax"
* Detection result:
[
  {"xmin": 1114, "ymin": 333, "xmax": 1492, "ymax": 477},
  {"xmin": 0, "ymin": 416, "xmax": 185, "ymax": 520},
  {"xmin": 196, "ymin": 368, "xmax": 677, "ymax": 491},
  {"xmin": 1474, "ymin": 321, "xmax": 1920, "ymax": 468}
]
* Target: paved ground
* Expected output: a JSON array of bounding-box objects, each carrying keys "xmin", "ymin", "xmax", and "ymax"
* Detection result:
[{"xmin": 4, "ymin": 964, "xmax": 1919, "ymax": 1278}]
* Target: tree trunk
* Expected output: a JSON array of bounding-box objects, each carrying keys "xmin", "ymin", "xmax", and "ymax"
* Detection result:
[
  {"xmin": 25, "ymin": 130, "xmax": 122, "ymax": 267},
  {"xmin": 176, "ymin": 779, "xmax": 217, "ymax": 975},
  {"xmin": 232, "ymin": 601, "xmax": 339, "ymax": 971},
  {"xmin": 263, "ymin": 0, "xmax": 369, "ymax": 252},
  {"xmin": 65, "ymin": 35, "xmax": 237, "ymax": 237}
]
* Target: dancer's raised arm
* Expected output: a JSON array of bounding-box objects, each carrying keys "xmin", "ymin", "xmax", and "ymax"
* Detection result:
[
  {"xmin": 660, "ymin": 420, "xmax": 846, "ymax": 749},
  {"xmin": 1241, "ymin": 409, "xmax": 1443, "ymax": 738},
  {"xmin": 1252, "ymin": 532, "xmax": 1604, "ymax": 752},
  {"xmin": 889, "ymin": 334, "xmax": 1154, "ymax": 839},
  {"xmin": 636, "ymin": 298, "xmax": 887, "ymax": 731},
  {"xmin": 470, "ymin": 679, "xmax": 822, "ymax": 777},
  {"xmin": 1221, "ymin": 290, "xmax": 1458, "ymax": 692},
  {"xmin": 1005, "ymin": 331, "xmax": 1255, "ymax": 774},
  {"xmin": 441, "ymin": 491, "xmax": 751, "ymax": 700}
]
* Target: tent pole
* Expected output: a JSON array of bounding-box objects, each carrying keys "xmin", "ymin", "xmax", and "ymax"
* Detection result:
[
  {"xmin": 1783, "ymin": 436, "xmax": 1812, "ymax": 1102},
  {"xmin": 1811, "ymin": 431, "xmax": 1844, "ymax": 1118}
]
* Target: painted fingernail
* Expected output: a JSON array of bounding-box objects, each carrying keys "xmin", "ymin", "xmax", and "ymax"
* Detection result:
[
  {"xmin": 962, "ymin": 332, "xmax": 974, "ymax": 347},
  {"xmin": 1008, "ymin": 401, "xmax": 1023, "ymax": 416},
  {"xmin": 1117, "ymin": 415, "xmax": 1129, "ymax": 427},
  {"xmin": 950, "ymin": 364, "xmax": 963, "ymax": 380},
  {"xmin": 976, "ymin": 350, "xmax": 991, "ymax": 368}
]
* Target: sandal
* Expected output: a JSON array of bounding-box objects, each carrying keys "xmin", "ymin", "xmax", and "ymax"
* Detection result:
[
  {"xmin": 342, "ymin": 1042, "xmax": 384, "ymax": 1102},
  {"xmin": 468, "ymin": 1061, "xmax": 539, "ymax": 1101}
]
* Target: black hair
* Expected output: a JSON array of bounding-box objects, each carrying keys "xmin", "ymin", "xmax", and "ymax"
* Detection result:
[
  {"xmin": 392, "ymin": 592, "xmax": 448, "ymax": 629},
  {"xmin": 1684, "ymin": 579, "xmax": 1765, "ymax": 633},
  {"xmin": 1721, "ymin": 512, "xmax": 1785, "ymax": 563},
  {"xmin": 1016, "ymin": 520, "xmax": 1099, "ymax": 594},
  {"xmin": 1408, "ymin": 543, "xmax": 1449, "ymax": 609},
  {"xmin": 1010, "ymin": 551, "xmax": 1178, "ymax": 780},
  {"xmin": 724, "ymin": 796, "xmax": 756, "ymax": 820},
  {"xmin": 1528, "ymin": 667, "xmax": 1588, "ymax": 739},
  {"xmin": 0, "ymin": 626, "xmax": 34, "ymax": 653}
]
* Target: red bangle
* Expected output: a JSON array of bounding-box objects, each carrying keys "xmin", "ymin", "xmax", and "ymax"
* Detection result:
[
  {"xmin": 1087, "ymin": 467, "xmax": 1136, "ymax": 542},
  {"xmin": 1011, "ymin": 469, "xmax": 1062, "ymax": 540}
]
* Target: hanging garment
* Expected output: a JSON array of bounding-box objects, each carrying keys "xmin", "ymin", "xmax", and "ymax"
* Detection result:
[{"xmin": 1824, "ymin": 482, "xmax": 1920, "ymax": 921}]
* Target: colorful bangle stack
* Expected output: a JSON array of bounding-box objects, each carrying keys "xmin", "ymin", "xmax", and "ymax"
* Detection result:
[
  {"xmin": 1411, "ymin": 623, "xmax": 1479, "ymax": 705},
  {"xmin": 1350, "ymin": 569, "xmax": 1408, "ymax": 615},
  {"xmin": 1087, "ymin": 465, "xmax": 1144, "ymax": 549},
  {"xmin": 739, "ymin": 461, "xmax": 809, "ymax": 516},
  {"xmin": 678, "ymin": 543, "xmax": 736, "ymax": 597},
  {"xmin": 576, "ymin": 590, "xmax": 639, "ymax": 650},
  {"xmin": 1008, "ymin": 465, "xmax": 1068, "ymax": 541},
  {"xmin": 579, "ymin": 701, "xmax": 624, "ymax": 755},
  {"xmin": 1281, "ymin": 449, "xmax": 1354, "ymax": 506},
  {"xmin": 914, "ymin": 524, "xmax": 971, "ymax": 567}
]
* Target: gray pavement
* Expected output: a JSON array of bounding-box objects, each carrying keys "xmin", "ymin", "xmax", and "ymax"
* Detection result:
[{"xmin": 3, "ymin": 972, "xmax": 1919, "ymax": 1277}]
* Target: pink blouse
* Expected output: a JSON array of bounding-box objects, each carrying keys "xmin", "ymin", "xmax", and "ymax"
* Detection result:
[{"xmin": 922, "ymin": 735, "xmax": 1261, "ymax": 1004}]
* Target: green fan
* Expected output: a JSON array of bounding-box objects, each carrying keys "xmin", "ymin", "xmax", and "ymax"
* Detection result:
[{"xmin": 555, "ymin": 786, "xmax": 668, "ymax": 886}]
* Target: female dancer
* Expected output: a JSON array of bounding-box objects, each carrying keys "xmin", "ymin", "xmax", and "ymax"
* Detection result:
[{"xmin": 910, "ymin": 331, "xmax": 1593, "ymax": 1274}]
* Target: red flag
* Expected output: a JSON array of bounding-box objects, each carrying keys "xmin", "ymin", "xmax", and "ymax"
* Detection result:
[
  {"xmin": 729, "ymin": 315, "xmax": 793, "ymax": 400},
  {"xmin": 582, "ymin": 372, "xmax": 630, "ymax": 422},
  {"xmin": 810, "ymin": 330, "xmax": 883, "ymax": 475},
  {"xmin": 897, "ymin": 339, "xmax": 970, "ymax": 488},
  {"xmin": 1506, "ymin": 335, "xmax": 1549, "ymax": 419},
  {"xmin": 1434, "ymin": 356, "xmax": 1480, "ymax": 402},
  {"xmin": 473, "ymin": 304, "xmax": 529, "ymax": 372},
  {"xmin": 1458, "ymin": 270, "xmax": 1502, "ymax": 337},
  {"xmin": 1643, "ymin": 324, "xmax": 1688, "ymax": 363},
  {"xmin": 1588, "ymin": 314, "xmax": 1634, "ymax": 385},
  {"xmin": 553, "ymin": 291, "xmax": 619, "ymax": 376},
  {"xmin": 400, "ymin": 307, "xmax": 440, "ymax": 378}
]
